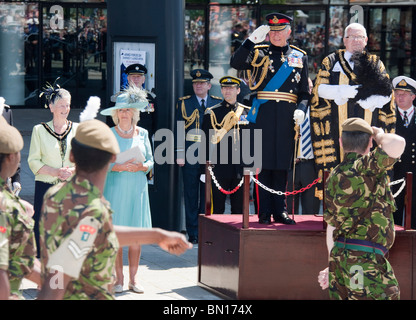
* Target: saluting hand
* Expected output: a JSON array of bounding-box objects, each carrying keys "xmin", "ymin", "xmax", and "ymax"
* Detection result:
[{"xmin": 248, "ymin": 25, "xmax": 270, "ymax": 44}]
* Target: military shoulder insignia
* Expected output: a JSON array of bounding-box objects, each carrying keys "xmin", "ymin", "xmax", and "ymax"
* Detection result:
[
  {"xmin": 210, "ymin": 102, "xmax": 222, "ymax": 110},
  {"xmin": 290, "ymin": 45, "xmax": 307, "ymax": 56},
  {"xmin": 254, "ymin": 44, "xmax": 270, "ymax": 49},
  {"xmin": 205, "ymin": 103, "xmax": 221, "ymax": 114},
  {"xmin": 46, "ymin": 216, "xmax": 101, "ymax": 279},
  {"xmin": 147, "ymin": 90, "xmax": 156, "ymax": 99},
  {"xmin": 210, "ymin": 95, "xmax": 222, "ymax": 100},
  {"xmin": 179, "ymin": 96, "xmax": 191, "ymax": 101},
  {"xmin": 204, "ymin": 107, "xmax": 213, "ymax": 115}
]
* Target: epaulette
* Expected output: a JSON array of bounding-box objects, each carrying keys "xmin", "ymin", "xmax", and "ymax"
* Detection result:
[
  {"xmin": 204, "ymin": 107, "xmax": 212, "ymax": 115},
  {"xmin": 210, "ymin": 95, "xmax": 222, "ymax": 100},
  {"xmin": 204, "ymin": 102, "xmax": 222, "ymax": 115},
  {"xmin": 179, "ymin": 95, "xmax": 191, "ymax": 101},
  {"xmin": 254, "ymin": 44, "xmax": 270, "ymax": 49},
  {"xmin": 146, "ymin": 90, "xmax": 156, "ymax": 99},
  {"xmin": 290, "ymin": 45, "xmax": 307, "ymax": 56}
]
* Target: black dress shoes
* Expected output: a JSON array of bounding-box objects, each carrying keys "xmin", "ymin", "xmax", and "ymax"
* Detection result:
[
  {"xmin": 258, "ymin": 218, "xmax": 272, "ymax": 224},
  {"xmin": 274, "ymin": 212, "xmax": 296, "ymax": 225}
]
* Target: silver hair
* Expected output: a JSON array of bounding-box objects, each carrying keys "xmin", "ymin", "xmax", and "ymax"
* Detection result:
[
  {"xmin": 50, "ymin": 88, "xmax": 71, "ymax": 106},
  {"xmin": 344, "ymin": 23, "xmax": 367, "ymax": 38}
]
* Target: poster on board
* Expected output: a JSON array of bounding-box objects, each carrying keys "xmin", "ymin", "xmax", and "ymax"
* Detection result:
[
  {"xmin": 113, "ymin": 42, "xmax": 156, "ymax": 94},
  {"xmin": 119, "ymin": 49, "xmax": 146, "ymax": 90}
]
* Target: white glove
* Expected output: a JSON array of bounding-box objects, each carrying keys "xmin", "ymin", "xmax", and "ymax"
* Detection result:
[
  {"xmin": 12, "ymin": 182, "xmax": 21, "ymax": 197},
  {"xmin": 318, "ymin": 84, "xmax": 359, "ymax": 106},
  {"xmin": 357, "ymin": 95, "xmax": 391, "ymax": 112},
  {"xmin": 248, "ymin": 25, "xmax": 270, "ymax": 44},
  {"xmin": 200, "ymin": 174, "xmax": 206, "ymax": 183},
  {"xmin": 293, "ymin": 109, "xmax": 305, "ymax": 125}
]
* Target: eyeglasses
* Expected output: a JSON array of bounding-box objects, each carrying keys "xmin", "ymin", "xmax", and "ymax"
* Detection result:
[{"xmin": 345, "ymin": 35, "xmax": 366, "ymax": 40}]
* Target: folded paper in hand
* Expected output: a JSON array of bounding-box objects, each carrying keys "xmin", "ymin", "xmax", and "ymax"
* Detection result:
[{"xmin": 115, "ymin": 146, "xmax": 145, "ymax": 164}]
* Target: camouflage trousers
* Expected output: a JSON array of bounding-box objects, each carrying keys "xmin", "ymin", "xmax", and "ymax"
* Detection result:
[{"xmin": 328, "ymin": 246, "xmax": 400, "ymax": 300}]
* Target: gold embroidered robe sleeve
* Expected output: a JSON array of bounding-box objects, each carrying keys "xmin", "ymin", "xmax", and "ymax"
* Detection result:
[{"xmin": 310, "ymin": 50, "xmax": 396, "ymax": 200}]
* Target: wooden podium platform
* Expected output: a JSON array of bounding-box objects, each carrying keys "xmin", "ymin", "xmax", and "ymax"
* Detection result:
[
  {"xmin": 198, "ymin": 169, "xmax": 415, "ymax": 300},
  {"xmin": 197, "ymin": 214, "xmax": 416, "ymax": 300}
]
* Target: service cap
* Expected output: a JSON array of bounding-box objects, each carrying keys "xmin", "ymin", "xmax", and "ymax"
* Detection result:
[
  {"xmin": 265, "ymin": 13, "xmax": 293, "ymax": 31},
  {"xmin": 74, "ymin": 119, "xmax": 120, "ymax": 155},
  {"xmin": 125, "ymin": 64, "xmax": 147, "ymax": 75},
  {"xmin": 219, "ymin": 76, "xmax": 241, "ymax": 87},
  {"xmin": 342, "ymin": 117, "xmax": 373, "ymax": 135},
  {"xmin": 0, "ymin": 116, "xmax": 24, "ymax": 154},
  {"xmin": 190, "ymin": 69, "xmax": 213, "ymax": 82},
  {"xmin": 392, "ymin": 76, "xmax": 416, "ymax": 94}
]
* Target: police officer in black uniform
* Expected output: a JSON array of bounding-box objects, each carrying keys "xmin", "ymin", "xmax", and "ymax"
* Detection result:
[
  {"xmin": 201, "ymin": 76, "xmax": 251, "ymax": 214},
  {"xmin": 111, "ymin": 64, "xmax": 158, "ymax": 137},
  {"xmin": 175, "ymin": 69, "xmax": 221, "ymax": 243},
  {"xmin": 230, "ymin": 13, "xmax": 310, "ymax": 224},
  {"xmin": 392, "ymin": 76, "xmax": 416, "ymax": 228}
]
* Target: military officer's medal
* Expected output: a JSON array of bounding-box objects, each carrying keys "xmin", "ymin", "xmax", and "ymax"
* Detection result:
[{"xmin": 288, "ymin": 51, "xmax": 303, "ymax": 68}]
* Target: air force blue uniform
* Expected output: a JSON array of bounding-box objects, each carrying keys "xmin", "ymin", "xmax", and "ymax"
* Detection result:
[{"xmin": 176, "ymin": 69, "xmax": 221, "ymax": 242}]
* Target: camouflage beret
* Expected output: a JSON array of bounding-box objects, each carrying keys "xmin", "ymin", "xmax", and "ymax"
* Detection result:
[
  {"xmin": 74, "ymin": 119, "xmax": 120, "ymax": 155},
  {"xmin": 0, "ymin": 116, "xmax": 24, "ymax": 154},
  {"xmin": 342, "ymin": 117, "xmax": 373, "ymax": 135}
]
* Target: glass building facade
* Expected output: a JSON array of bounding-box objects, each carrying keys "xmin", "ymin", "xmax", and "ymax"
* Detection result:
[
  {"xmin": 0, "ymin": 0, "xmax": 415, "ymax": 106},
  {"xmin": 0, "ymin": 0, "xmax": 107, "ymax": 108}
]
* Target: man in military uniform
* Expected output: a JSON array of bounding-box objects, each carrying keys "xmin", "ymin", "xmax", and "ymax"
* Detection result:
[
  {"xmin": 0, "ymin": 196, "xmax": 11, "ymax": 300},
  {"xmin": 201, "ymin": 76, "xmax": 251, "ymax": 214},
  {"xmin": 318, "ymin": 118, "xmax": 405, "ymax": 300},
  {"xmin": 310, "ymin": 23, "xmax": 395, "ymax": 200},
  {"xmin": 37, "ymin": 118, "xmax": 191, "ymax": 300},
  {"xmin": 175, "ymin": 69, "xmax": 221, "ymax": 243},
  {"xmin": 0, "ymin": 115, "xmax": 39, "ymax": 299},
  {"xmin": 230, "ymin": 13, "xmax": 310, "ymax": 224},
  {"xmin": 391, "ymin": 76, "xmax": 416, "ymax": 227},
  {"xmin": 112, "ymin": 63, "xmax": 158, "ymax": 137}
]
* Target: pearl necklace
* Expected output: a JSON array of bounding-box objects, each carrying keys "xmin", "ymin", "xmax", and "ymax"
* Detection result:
[{"xmin": 117, "ymin": 124, "xmax": 134, "ymax": 135}]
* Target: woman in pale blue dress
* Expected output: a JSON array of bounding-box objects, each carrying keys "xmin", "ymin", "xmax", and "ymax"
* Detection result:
[{"xmin": 101, "ymin": 87, "xmax": 153, "ymax": 294}]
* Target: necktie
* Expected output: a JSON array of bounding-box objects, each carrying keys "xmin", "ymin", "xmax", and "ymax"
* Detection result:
[
  {"xmin": 200, "ymin": 99, "xmax": 205, "ymax": 109},
  {"xmin": 300, "ymin": 114, "xmax": 312, "ymax": 159},
  {"xmin": 403, "ymin": 111, "xmax": 409, "ymax": 128},
  {"xmin": 404, "ymin": 111, "xmax": 409, "ymax": 127}
]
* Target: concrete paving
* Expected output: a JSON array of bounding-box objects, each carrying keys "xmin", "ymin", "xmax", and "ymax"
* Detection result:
[{"xmin": 11, "ymin": 107, "xmax": 222, "ymax": 301}]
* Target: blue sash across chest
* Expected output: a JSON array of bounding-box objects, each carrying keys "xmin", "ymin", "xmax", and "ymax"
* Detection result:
[{"xmin": 247, "ymin": 49, "xmax": 303, "ymax": 123}]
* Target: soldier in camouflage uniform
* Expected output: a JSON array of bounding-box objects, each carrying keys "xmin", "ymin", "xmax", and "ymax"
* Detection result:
[
  {"xmin": 0, "ymin": 115, "xmax": 39, "ymax": 299},
  {"xmin": 0, "ymin": 196, "xmax": 11, "ymax": 299},
  {"xmin": 318, "ymin": 118, "xmax": 405, "ymax": 300},
  {"xmin": 37, "ymin": 117, "xmax": 191, "ymax": 300}
]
